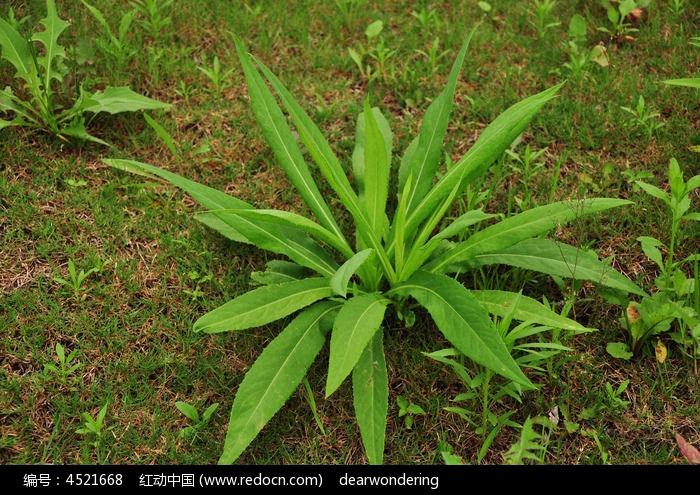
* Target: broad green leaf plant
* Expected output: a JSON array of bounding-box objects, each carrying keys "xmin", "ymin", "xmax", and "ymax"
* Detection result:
[
  {"xmin": 106, "ymin": 31, "xmax": 644, "ymax": 464},
  {"xmin": 0, "ymin": 0, "xmax": 171, "ymax": 145}
]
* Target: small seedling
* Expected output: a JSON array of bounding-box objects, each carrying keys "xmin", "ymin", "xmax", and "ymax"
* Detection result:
[
  {"xmin": 620, "ymin": 95, "xmax": 665, "ymax": 139},
  {"xmin": 580, "ymin": 380, "xmax": 630, "ymax": 420},
  {"xmin": 528, "ymin": 0, "xmax": 561, "ymax": 40},
  {"xmin": 53, "ymin": 258, "xmax": 107, "ymax": 301},
  {"xmin": 43, "ymin": 343, "xmax": 82, "ymax": 385},
  {"xmin": 76, "ymin": 404, "xmax": 110, "ymax": 463},
  {"xmin": 396, "ymin": 396, "xmax": 426, "ymax": 430},
  {"xmin": 130, "ymin": 0, "xmax": 173, "ymax": 42},
  {"xmin": 198, "ymin": 55, "xmax": 235, "ymax": 98},
  {"xmin": 175, "ymin": 401, "xmax": 219, "ymax": 439}
]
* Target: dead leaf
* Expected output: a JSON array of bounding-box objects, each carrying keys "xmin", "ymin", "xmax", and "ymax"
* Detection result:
[
  {"xmin": 655, "ymin": 339, "xmax": 667, "ymax": 364},
  {"xmin": 675, "ymin": 433, "xmax": 700, "ymax": 464},
  {"xmin": 548, "ymin": 406, "xmax": 560, "ymax": 427},
  {"xmin": 626, "ymin": 303, "xmax": 641, "ymax": 323},
  {"xmin": 627, "ymin": 8, "xmax": 643, "ymax": 23}
]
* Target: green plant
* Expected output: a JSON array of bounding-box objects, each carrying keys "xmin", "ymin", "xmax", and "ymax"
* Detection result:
[
  {"xmin": 175, "ymin": 401, "xmax": 220, "ymax": 439},
  {"xmin": 607, "ymin": 158, "xmax": 699, "ymax": 359},
  {"xmin": 81, "ymin": 1, "xmax": 138, "ymax": 72},
  {"xmin": 664, "ymin": 36, "xmax": 700, "ymax": 91},
  {"xmin": 668, "ymin": 0, "xmax": 687, "ymax": 18},
  {"xmin": 76, "ymin": 404, "xmax": 109, "ymax": 463},
  {"xmin": 528, "ymin": 0, "xmax": 561, "ymax": 40},
  {"xmin": 43, "ymin": 343, "xmax": 82, "ymax": 385},
  {"xmin": 620, "ymin": 95, "xmax": 665, "ymax": 139},
  {"xmin": 502, "ymin": 415, "xmax": 554, "ymax": 465},
  {"xmin": 580, "ymin": 379, "xmax": 630, "ymax": 420},
  {"xmin": 198, "ymin": 55, "xmax": 235, "ymax": 98},
  {"xmin": 106, "ymin": 30, "xmax": 644, "ymax": 465},
  {"xmin": 504, "ymin": 139, "xmax": 547, "ymax": 210},
  {"xmin": 0, "ymin": 0, "xmax": 171, "ymax": 145},
  {"xmin": 426, "ymin": 291, "xmax": 591, "ymax": 462},
  {"xmin": 52, "ymin": 258, "xmax": 106, "ymax": 301},
  {"xmin": 597, "ymin": 0, "xmax": 650, "ymax": 41},
  {"xmin": 348, "ymin": 20, "xmax": 395, "ymax": 83},
  {"xmin": 561, "ymin": 14, "xmax": 609, "ymax": 83},
  {"xmin": 130, "ymin": 0, "xmax": 173, "ymax": 43},
  {"xmin": 411, "ymin": 5, "xmax": 442, "ymax": 32},
  {"xmin": 396, "ymin": 396, "xmax": 426, "ymax": 430},
  {"xmin": 415, "ymin": 38, "xmax": 451, "ymax": 76}
]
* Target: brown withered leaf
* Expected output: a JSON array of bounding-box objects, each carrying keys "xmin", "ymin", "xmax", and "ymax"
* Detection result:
[
  {"xmin": 655, "ymin": 339, "xmax": 667, "ymax": 364},
  {"xmin": 627, "ymin": 8, "xmax": 643, "ymax": 23},
  {"xmin": 675, "ymin": 433, "xmax": 700, "ymax": 464},
  {"xmin": 626, "ymin": 303, "xmax": 641, "ymax": 323}
]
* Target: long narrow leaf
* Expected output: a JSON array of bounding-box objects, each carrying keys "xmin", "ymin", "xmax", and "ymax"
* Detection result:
[
  {"xmin": 398, "ymin": 30, "xmax": 474, "ymax": 216},
  {"xmin": 233, "ymin": 35, "xmax": 346, "ymax": 243},
  {"xmin": 196, "ymin": 211, "xmax": 339, "ymax": 277},
  {"xmin": 194, "ymin": 278, "xmax": 333, "ymax": 333},
  {"xmin": 82, "ymin": 87, "xmax": 171, "ymax": 114},
  {"xmin": 105, "ymin": 158, "xmax": 251, "ymax": 242},
  {"xmin": 464, "ymin": 238, "xmax": 647, "ymax": 296},
  {"xmin": 427, "ymin": 198, "xmax": 632, "ymax": 273},
  {"xmin": 352, "ymin": 331, "xmax": 388, "ymax": 465},
  {"xmin": 471, "ymin": 290, "xmax": 592, "ymax": 333},
  {"xmin": 326, "ymin": 294, "xmax": 389, "ymax": 397},
  {"xmin": 357, "ymin": 101, "xmax": 391, "ymax": 237},
  {"xmin": 250, "ymin": 44, "xmax": 395, "ymax": 284},
  {"xmin": 0, "ymin": 17, "xmax": 36, "ymax": 84},
  {"xmin": 403, "ymin": 84, "xmax": 563, "ymax": 239},
  {"xmin": 391, "ymin": 271, "xmax": 533, "ymax": 388},
  {"xmin": 213, "ymin": 208, "xmax": 353, "ymax": 258},
  {"xmin": 218, "ymin": 301, "xmax": 339, "ymax": 464}
]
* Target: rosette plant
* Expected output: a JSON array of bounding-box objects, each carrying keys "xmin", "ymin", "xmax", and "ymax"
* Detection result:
[{"xmin": 106, "ymin": 30, "xmax": 644, "ymax": 464}]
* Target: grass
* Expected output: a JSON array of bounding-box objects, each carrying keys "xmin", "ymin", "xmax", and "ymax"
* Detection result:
[{"xmin": 1, "ymin": 0, "xmax": 698, "ymax": 465}]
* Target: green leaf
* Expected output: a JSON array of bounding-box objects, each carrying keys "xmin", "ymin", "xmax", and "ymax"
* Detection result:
[
  {"xmin": 326, "ymin": 294, "xmax": 390, "ymax": 397},
  {"xmin": 471, "ymin": 290, "xmax": 592, "ymax": 333},
  {"xmin": 398, "ymin": 31, "xmax": 473, "ymax": 219},
  {"xmin": 636, "ymin": 181, "xmax": 670, "ymax": 206},
  {"xmin": 233, "ymin": 35, "xmax": 345, "ymax": 244},
  {"xmin": 218, "ymin": 301, "xmax": 339, "ymax": 464},
  {"xmin": 331, "ymin": 249, "xmax": 374, "ymax": 297},
  {"xmin": 175, "ymin": 401, "xmax": 200, "ymax": 422},
  {"xmin": 196, "ymin": 210, "xmax": 340, "ymax": 277},
  {"xmin": 465, "ymin": 238, "xmax": 647, "ymax": 296},
  {"xmin": 359, "ymin": 101, "xmax": 391, "ymax": 237},
  {"xmin": 144, "ymin": 113, "xmax": 177, "ymax": 156},
  {"xmin": 433, "ymin": 209, "xmax": 496, "ymax": 241},
  {"xmin": 0, "ymin": 16, "xmax": 37, "ymax": 85},
  {"xmin": 428, "ymin": 198, "xmax": 632, "ymax": 273},
  {"xmin": 214, "ymin": 208, "xmax": 352, "ymax": 258},
  {"xmin": 82, "ymin": 86, "xmax": 171, "ymax": 114},
  {"xmin": 352, "ymin": 331, "xmax": 388, "ymax": 465},
  {"xmin": 664, "ymin": 78, "xmax": 700, "ymax": 89},
  {"xmin": 392, "ymin": 271, "xmax": 533, "ymax": 388},
  {"xmin": 250, "ymin": 260, "xmax": 308, "ymax": 286},
  {"xmin": 637, "ymin": 236, "xmax": 665, "ymax": 269},
  {"xmin": 251, "ymin": 47, "xmax": 394, "ymax": 283},
  {"xmin": 606, "ymin": 342, "xmax": 633, "ymax": 360},
  {"xmin": 32, "ymin": 0, "xmax": 70, "ymax": 94},
  {"xmin": 365, "ymin": 20, "xmax": 383, "ymax": 38},
  {"xmin": 105, "ymin": 159, "xmax": 252, "ymax": 243},
  {"xmin": 403, "ymin": 84, "xmax": 563, "ymax": 240},
  {"xmin": 194, "ymin": 278, "xmax": 333, "ymax": 333}
]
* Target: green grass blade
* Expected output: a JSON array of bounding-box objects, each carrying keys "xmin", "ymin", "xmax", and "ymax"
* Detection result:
[
  {"xmin": 427, "ymin": 198, "xmax": 632, "ymax": 273},
  {"xmin": 471, "ymin": 290, "xmax": 592, "ymax": 333},
  {"xmin": 404, "ymin": 84, "xmax": 563, "ymax": 238},
  {"xmin": 398, "ymin": 30, "xmax": 473, "ymax": 216},
  {"xmin": 466, "ymin": 238, "xmax": 647, "ymax": 296},
  {"xmin": 352, "ymin": 330, "xmax": 388, "ymax": 465},
  {"xmin": 233, "ymin": 35, "xmax": 345, "ymax": 242},
  {"xmin": 218, "ymin": 301, "xmax": 339, "ymax": 464},
  {"xmin": 326, "ymin": 294, "xmax": 389, "ymax": 397},
  {"xmin": 194, "ymin": 278, "xmax": 333, "ymax": 333},
  {"xmin": 391, "ymin": 271, "xmax": 533, "ymax": 389},
  {"xmin": 143, "ymin": 113, "xmax": 177, "ymax": 156}
]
